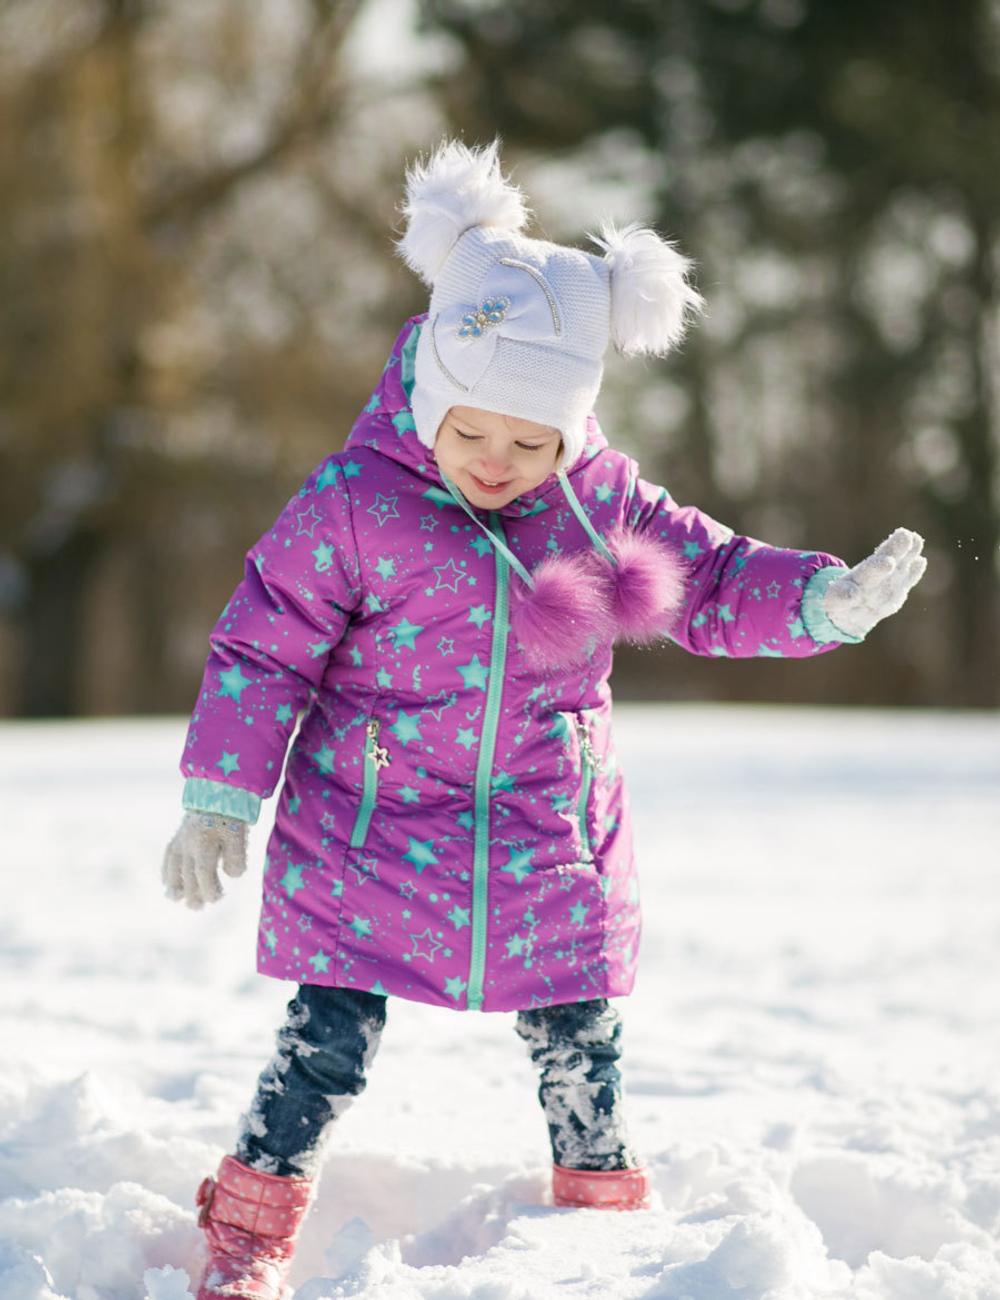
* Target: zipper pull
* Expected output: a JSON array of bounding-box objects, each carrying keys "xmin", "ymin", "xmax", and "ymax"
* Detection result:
[
  {"xmin": 367, "ymin": 718, "xmax": 390, "ymax": 771},
  {"xmin": 576, "ymin": 716, "xmax": 603, "ymax": 772}
]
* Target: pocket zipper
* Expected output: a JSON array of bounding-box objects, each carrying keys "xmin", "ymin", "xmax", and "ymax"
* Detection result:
[
  {"xmin": 574, "ymin": 714, "xmax": 602, "ymax": 863},
  {"xmin": 349, "ymin": 718, "xmax": 389, "ymax": 849}
]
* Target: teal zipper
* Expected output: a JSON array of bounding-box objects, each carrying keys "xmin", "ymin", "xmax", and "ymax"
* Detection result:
[
  {"xmin": 574, "ymin": 714, "xmax": 599, "ymax": 863},
  {"xmin": 467, "ymin": 512, "xmax": 511, "ymax": 1011},
  {"xmin": 349, "ymin": 718, "xmax": 387, "ymax": 849}
]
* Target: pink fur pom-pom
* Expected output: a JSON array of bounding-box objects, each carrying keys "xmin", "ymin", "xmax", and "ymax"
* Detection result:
[
  {"xmin": 600, "ymin": 529, "xmax": 687, "ymax": 644},
  {"xmin": 510, "ymin": 554, "xmax": 615, "ymax": 672}
]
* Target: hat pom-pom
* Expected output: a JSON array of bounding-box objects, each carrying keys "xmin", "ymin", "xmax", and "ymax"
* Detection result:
[
  {"xmin": 396, "ymin": 139, "xmax": 530, "ymax": 285},
  {"xmin": 593, "ymin": 221, "xmax": 705, "ymax": 356},
  {"xmin": 510, "ymin": 554, "xmax": 615, "ymax": 673},
  {"xmin": 599, "ymin": 529, "xmax": 687, "ymax": 643}
]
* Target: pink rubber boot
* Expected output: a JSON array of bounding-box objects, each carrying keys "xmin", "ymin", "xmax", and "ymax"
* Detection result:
[
  {"xmin": 195, "ymin": 1155, "xmax": 312, "ymax": 1299},
  {"xmin": 552, "ymin": 1163, "xmax": 652, "ymax": 1211}
]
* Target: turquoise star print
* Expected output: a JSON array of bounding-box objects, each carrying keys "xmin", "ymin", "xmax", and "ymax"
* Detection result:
[
  {"xmin": 218, "ymin": 665, "xmax": 252, "ymax": 702},
  {"xmin": 457, "ymin": 655, "xmax": 489, "ymax": 690}
]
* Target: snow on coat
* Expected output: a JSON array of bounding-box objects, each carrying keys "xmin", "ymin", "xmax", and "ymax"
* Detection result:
[{"xmin": 180, "ymin": 317, "xmax": 845, "ymax": 1013}]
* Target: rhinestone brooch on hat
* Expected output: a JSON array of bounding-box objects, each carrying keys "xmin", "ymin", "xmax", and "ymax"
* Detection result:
[{"xmin": 458, "ymin": 296, "xmax": 510, "ymax": 338}]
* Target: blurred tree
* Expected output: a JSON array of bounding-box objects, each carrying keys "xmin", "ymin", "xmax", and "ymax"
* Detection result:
[
  {"xmin": 0, "ymin": 0, "xmax": 436, "ymax": 716},
  {"xmin": 418, "ymin": 0, "xmax": 1000, "ymax": 705}
]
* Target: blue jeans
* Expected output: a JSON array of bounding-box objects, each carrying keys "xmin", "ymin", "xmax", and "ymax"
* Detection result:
[{"xmin": 236, "ymin": 985, "xmax": 638, "ymax": 1178}]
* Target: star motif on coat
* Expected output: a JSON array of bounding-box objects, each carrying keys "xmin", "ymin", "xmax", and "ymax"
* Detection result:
[
  {"xmin": 349, "ymin": 644, "xmax": 364, "ymax": 666},
  {"xmin": 446, "ymin": 906, "xmax": 471, "ymax": 930},
  {"xmin": 295, "ymin": 505, "xmax": 322, "ymax": 537},
  {"xmin": 308, "ymin": 948, "xmax": 331, "ymax": 974},
  {"xmin": 400, "ymin": 786, "xmax": 420, "ymax": 804},
  {"xmin": 398, "ymin": 879, "xmax": 418, "ymax": 899},
  {"xmin": 390, "ymin": 710, "xmax": 422, "ymax": 746},
  {"xmin": 500, "ymin": 847, "xmax": 534, "ymax": 884},
  {"xmin": 368, "ymin": 494, "xmax": 400, "ymax": 526},
  {"xmin": 470, "ymin": 535, "xmax": 492, "ymax": 558},
  {"xmin": 275, "ymin": 704, "xmax": 294, "ymax": 724},
  {"xmin": 281, "ymin": 863, "xmax": 306, "ymax": 898},
  {"xmin": 308, "ymin": 639, "xmax": 333, "ymax": 658},
  {"xmin": 348, "ymin": 857, "xmax": 380, "ymax": 886},
  {"xmin": 312, "ymin": 542, "xmax": 335, "ymax": 572},
  {"xmin": 787, "ymin": 617, "xmax": 806, "ymax": 640},
  {"xmin": 376, "ymin": 667, "xmax": 393, "ymax": 688},
  {"xmin": 218, "ymin": 664, "xmax": 252, "ymax": 702},
  {"xmin": 403, "ymin": 837, "xmax": 439, "ymax": 873},
  {"xmin": 410, "ymin": 928, "xmax": 443, "ymax": 962},
  {"xmin": 717, "ymin": 604, "xmax": 736, "ymax": 624},
  {"xmin": 457, "ymin": 654, "xmax": 489, "ymax": 690},
  {"xmin": 311, "ymin": 745, "xmax": 336, "ymax": 774},
  {"xmin": 594, "ymin": 482, "xmax": 614, "ymax": 503},
  {"xmin": 505, "ymin": 934, "xmax": 528, "ymax": 957},
  {"xmin": 467, "ymin": 604, "xmax": 492, "ymax": 629},
  {"xmin": 423, "ymin": 691, "xmax": 456, "ymax": 721},
  {"xmin": 342, "ymin": 460, "xmax": 362, "ymax": 478},
  {"xmin": 350, "ymin": 915, "xmax": 373, "ymax": 940},
  {"xmin": 433, "ymin": 558, "xmax": 468, "ymax": 593},
  {"xmin": 767, "ymin": 581, "xmax": 782, "ymax": 598},
  {"xmin": 315, "ymin": 462, "xmax": 342, "ymax": 491},
  {"xmin": 217, "ymin": 751, "xmax": 240, "ymax": 775},
  {"xmin": 569, "ymin": 902, "xmax": 589, "ymax": 927},
  {"xmin": 444, "ymin": 975, "xmax": 468, "ymax": 1001},
  {"xmin": 389, "ymin": 618, "xmax": 424, "ymax": 651},
  {"xmin": 456, "ymin": 726, "xmax": 477, "ymax": 751},
  {"xmin": 437, "ymin": 637, "xmax": 455, "ymax": 656},
  {"xmin": 419, "ymin": 514, "xmax": 439, "ymax": 532},
  {"xmin": 682, "ymin": 540, "xmax": 704, "ymax": 560},
  {"xmin": 376, "ymin": 556, "xmax": 397, "ymax": 580}
]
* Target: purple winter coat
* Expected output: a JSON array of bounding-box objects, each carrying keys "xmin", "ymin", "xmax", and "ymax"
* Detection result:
[{"xmin": 180, "ymin": 317, "xmax": 847, "ymax": 1013}]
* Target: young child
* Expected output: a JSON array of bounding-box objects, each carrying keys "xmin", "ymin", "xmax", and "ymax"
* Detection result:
[{"xmin": 163, "ymin": 140, "xmax": 926, "ymax": 1300}]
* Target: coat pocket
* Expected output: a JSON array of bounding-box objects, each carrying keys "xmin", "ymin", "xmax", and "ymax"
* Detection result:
[
  {"xmin": 568, "ymin": 711, "xmax": 602, "ymax": 865},
  {"xmin": 349, "ymin": 717, "xmax": 389, "ymax": 849}
]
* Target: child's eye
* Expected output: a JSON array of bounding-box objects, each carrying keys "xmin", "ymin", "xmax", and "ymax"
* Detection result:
[
  {"xmin": 515, "ymin": 442, "xmax": 545, "ymax": 452},
  {"xmin": 456, "ymin": 431, "xmax": 480, "ymax": 442}
]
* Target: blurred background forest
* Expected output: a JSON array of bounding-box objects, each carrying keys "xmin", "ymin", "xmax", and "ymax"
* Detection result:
[{"xmin": 1, "ymin": 0, "xmax": 997, "ymax": 716}]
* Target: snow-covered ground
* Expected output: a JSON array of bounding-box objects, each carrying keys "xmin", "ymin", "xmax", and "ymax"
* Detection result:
[{"xmin": 2, "ymin": 705, "xmax": 999, "ymax": 1300}]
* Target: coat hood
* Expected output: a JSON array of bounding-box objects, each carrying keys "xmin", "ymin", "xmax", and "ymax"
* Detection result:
[{"xmin": 344, "ymin": 316, "xmax": 609, "ymax": 521}]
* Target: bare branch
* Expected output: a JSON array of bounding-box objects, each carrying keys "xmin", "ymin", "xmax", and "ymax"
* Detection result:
[{"xmin": 142, "ymin": 0, "xmax": 365, "ymax": 231}]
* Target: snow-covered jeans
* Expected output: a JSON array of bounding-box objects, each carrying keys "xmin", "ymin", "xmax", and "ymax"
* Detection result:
[{"xmin": 235, "ymin": 984, "xmax": 639, "ymax": 1178}]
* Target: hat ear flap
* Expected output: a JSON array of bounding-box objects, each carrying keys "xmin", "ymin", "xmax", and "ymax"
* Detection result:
[
  {"xmin": 594, "ymin": 221, "xmax": 705, "ymax": 356},
  {"xmin": 396, "ymin": 139, "xmax": 530, "ymax": 286}
]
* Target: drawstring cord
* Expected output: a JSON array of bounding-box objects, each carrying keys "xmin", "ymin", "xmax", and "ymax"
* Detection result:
[{"xmin": 439, "ymin": 470, "xmax": 618, "ymax": 583}]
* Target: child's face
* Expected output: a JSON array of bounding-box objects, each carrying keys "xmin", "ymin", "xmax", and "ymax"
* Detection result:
[{"xmin": 434, "ymin": 406, "xmax": 562, "ymax": 509}]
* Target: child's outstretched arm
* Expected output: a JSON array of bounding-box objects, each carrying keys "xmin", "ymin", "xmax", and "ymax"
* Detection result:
[
  {"xmin": 626, "ymin": 472, "xmax": 925, "ymax": 658},
  {"xmin": 163, "ymin": 458, "xmax": 362, "ymax": 905}
]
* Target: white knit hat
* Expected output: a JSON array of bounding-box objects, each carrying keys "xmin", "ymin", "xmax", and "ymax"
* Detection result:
[{"xmin": 396, "ymin": 140, "xmax": 704, "ymax": 466}]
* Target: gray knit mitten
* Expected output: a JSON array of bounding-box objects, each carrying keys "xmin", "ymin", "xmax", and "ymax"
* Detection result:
[{"xmin": 162, "ymin": 812, "xmax": 248, "ymax": 909}]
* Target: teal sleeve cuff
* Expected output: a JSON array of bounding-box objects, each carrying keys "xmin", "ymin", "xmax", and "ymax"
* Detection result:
[
  {"xmin": 182, "ymin": 777, "xmax": 262, "ymax": 824},
  {"xmin": 800, "ymin": 566, "xmax": 865, "ymax": 645}
]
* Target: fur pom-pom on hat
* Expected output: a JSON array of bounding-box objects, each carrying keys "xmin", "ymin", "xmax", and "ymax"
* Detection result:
[
  {"xmin": 592, "ymin": 222, "xmax": 705, "ymax": 357},
  {"xmin": 398, "ymin": 137, "xmax": 704, "ymax": 465},
  {"xmin": 397, "ymin": 139, "xmax": 530, "ymax": 285}
]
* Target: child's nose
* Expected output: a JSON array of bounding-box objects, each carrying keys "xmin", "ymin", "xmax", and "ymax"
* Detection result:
[{"xmin": 480, "ymin": 449, "xmax": 511, "ymax": 476}]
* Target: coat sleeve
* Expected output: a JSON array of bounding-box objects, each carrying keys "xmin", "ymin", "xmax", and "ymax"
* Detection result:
[
  {"xmin": 179, "ymin": 458, "xmax": 362, "ymax": 813},
  {"xmin": 625, "ymin": 468, "xmax": 851, "ymax": 659}
]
